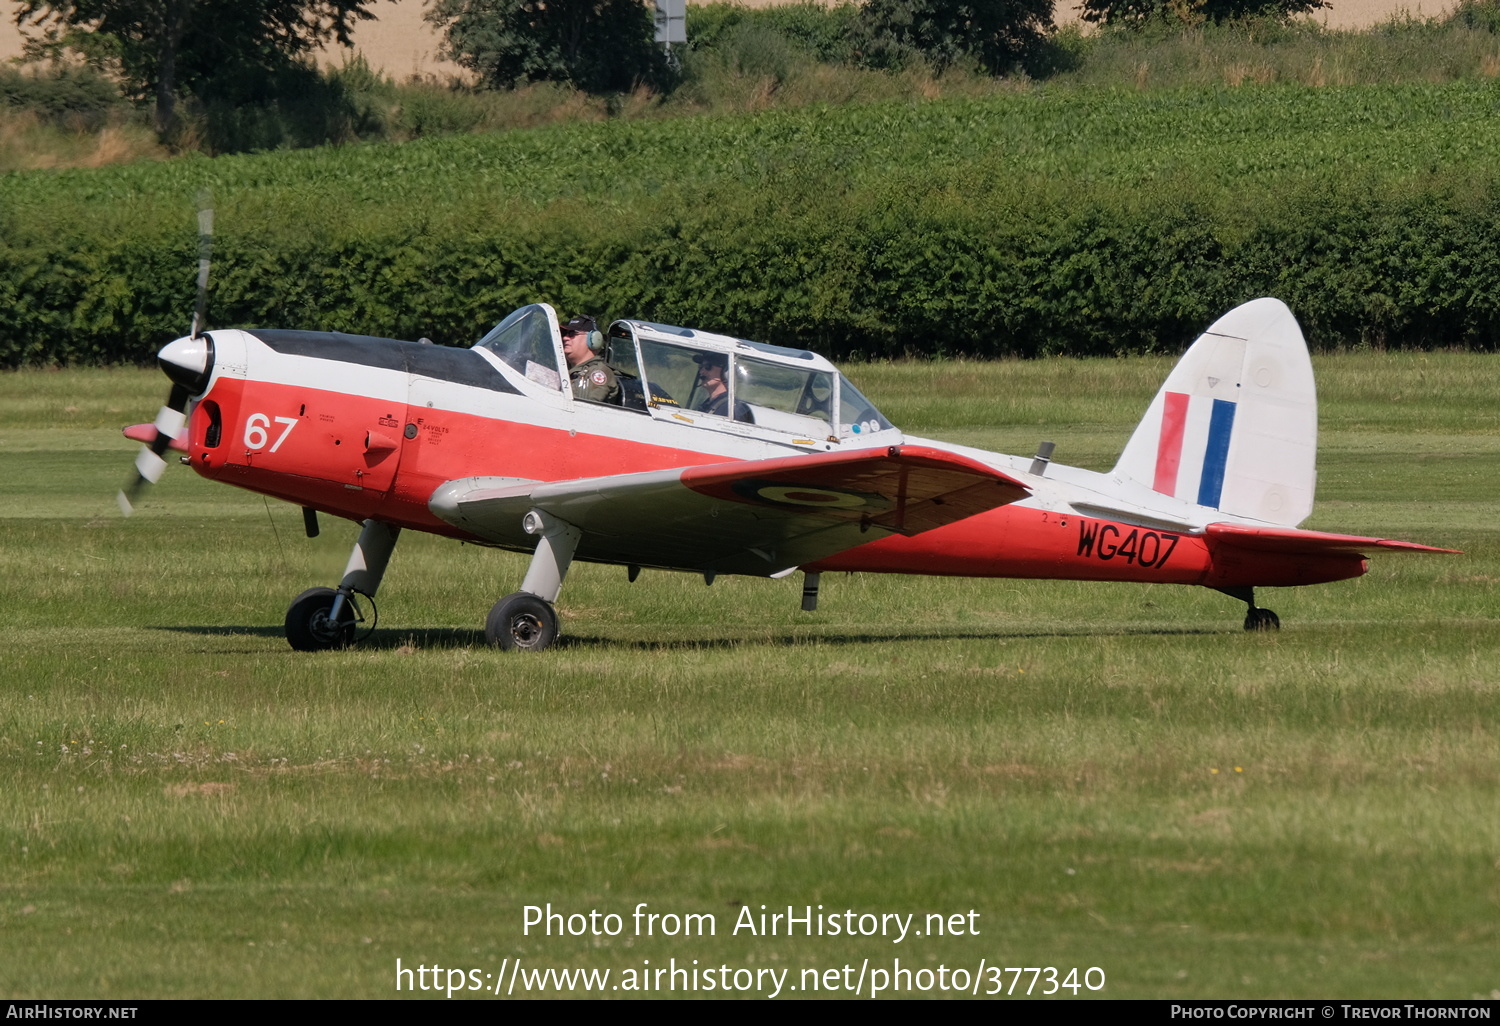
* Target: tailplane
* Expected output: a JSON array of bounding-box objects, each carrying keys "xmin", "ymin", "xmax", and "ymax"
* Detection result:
[{"xmin": 1113, "ymin": 298, "xmax": 1316, "ymax": 528}]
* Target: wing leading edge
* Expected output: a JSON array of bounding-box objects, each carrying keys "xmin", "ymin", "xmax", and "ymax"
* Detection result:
[{"xmin": 429, "ymin": 445, "xmax": 1029, "ymax": 577}]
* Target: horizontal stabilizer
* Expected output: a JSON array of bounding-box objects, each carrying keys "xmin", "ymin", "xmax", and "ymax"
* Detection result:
[{"xmin": 1204, "ymin": 522, "xmax": 1460, "ymax": 556}]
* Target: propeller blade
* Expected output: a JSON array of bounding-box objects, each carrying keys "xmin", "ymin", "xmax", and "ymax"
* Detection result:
[
  {"xmin": 121, "ymin": 194, "xmax": 218, "ymax": 516},
  {"xmin": 118, "ymin": 383, "xmax": 192, "ymax": 516},
  {"xmin": 190, "ymin": 193, "xmax": 213, "ymax": 338}
]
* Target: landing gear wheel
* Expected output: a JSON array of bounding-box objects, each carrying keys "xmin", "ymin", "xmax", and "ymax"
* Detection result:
[
  {"xmin": 1243, "ymin": 607, "xmax": 1281, "ymax": 632},
  {"xmin": 485, "ymin": 592, "xmax": 559, "ymax": 652},
  {"xmin": 286, "ymin": 586, "xmax": 355, "ymax": 651}
]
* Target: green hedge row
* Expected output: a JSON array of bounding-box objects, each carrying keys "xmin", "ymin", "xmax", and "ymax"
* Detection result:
[
  {"xmin": 7, "ymin": 83, "xmax": 1500, "ymax": 365},
  {"xmin": 4, "ymin": 181, "xmax": 1499, "ymax": 367}
]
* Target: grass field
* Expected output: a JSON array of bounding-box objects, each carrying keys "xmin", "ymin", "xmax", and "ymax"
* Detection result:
[
  {"xmin": 13, "ymin": 81, "xmax": 1500, "ymax": 221},
  {"xmin": 1, "ymin": 354, "xmax": 1497, "ymax": 999}
]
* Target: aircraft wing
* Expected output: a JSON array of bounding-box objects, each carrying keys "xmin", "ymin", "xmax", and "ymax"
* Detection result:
[
  {"xmin": 1203, "ymin": 522, "xmax": 1460, "ymax": 555},
  {"xmin": 429, "ymin": 445, "xmax": 1029, "ymax": 577}
]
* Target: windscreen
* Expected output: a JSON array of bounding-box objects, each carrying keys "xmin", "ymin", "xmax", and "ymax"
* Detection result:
[
  {"xmin": 837, "ymin": 374, "xmax": 894, "ymax": 437},
  {"xmin": 475, "ymin": 305, "xmax": 563, "ymax": 391}
]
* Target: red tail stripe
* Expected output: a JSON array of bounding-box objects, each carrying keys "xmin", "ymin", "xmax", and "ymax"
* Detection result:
[{"xmin": 1154, "ymin": 391, "xmax": 1189, "ymax": 494}]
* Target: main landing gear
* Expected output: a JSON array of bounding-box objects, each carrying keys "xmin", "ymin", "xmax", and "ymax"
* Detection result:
[
  {"xmin": 282, "ymin": 511, "xmax": 581, "ymax": 653},
  {"xmin": 1214, "ymin": 586, "xmax": 1281, "ymax": 632},
  {"xmin": 285, "ymin": 519, "xmax": 398, "ymax": 651},
  {"xmin": 483, "ymin": 510, "xmax": 579, "ymax": 652},
  {"xmin": 285, "ymin": 587, "xmax": 355, "ymax": 650},
  {"xmin": 485, "ymin": 592, "xmax": 558, "ymax": 651}
]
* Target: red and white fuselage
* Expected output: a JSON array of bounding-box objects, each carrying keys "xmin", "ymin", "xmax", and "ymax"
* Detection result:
[{"xmin": 141, "ymin": 299, "xmax": 1450, "ymax": 635}]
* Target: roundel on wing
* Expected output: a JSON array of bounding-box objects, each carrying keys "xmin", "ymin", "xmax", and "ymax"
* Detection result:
[
  {"xmin": 755, "ymin": 485, "xmax": 867, "ymax": 508},
  {"xmin": 730, "ymin": 479, "xmax": 891, "ymax": 511}
]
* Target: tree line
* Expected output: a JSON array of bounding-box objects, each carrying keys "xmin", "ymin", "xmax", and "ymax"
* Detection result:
[{"xmin": 13, "ymin": 0, "xmax": 1336, "ymax": 144}]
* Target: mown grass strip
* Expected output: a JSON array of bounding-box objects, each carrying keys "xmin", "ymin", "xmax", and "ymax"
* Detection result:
[{"xmin": 1, "ymin": 356, "xmax": 1494, "ymax": 997}]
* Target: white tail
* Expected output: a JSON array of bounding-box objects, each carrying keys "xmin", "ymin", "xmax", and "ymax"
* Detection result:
[{"xmin": 1113, "ymin": 298, "xmax": 1317, "ymax": 528}]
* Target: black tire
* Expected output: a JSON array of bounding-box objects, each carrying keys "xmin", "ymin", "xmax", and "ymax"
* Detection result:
[
  {"xmin": 286, "ymin": 587, "xmax": 354, "ymax": 651},
  {"xmin": 1243, "ymin": 607, "xmax": 1281, "ymax": 632},
  {"xmin": 485, "ymin": 592, "xmax": 559, "ymax": 652}
]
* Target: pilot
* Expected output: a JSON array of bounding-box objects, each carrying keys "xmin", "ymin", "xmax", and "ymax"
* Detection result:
[
  {"xmin": 561, "ymin": 315, "xmax": 620, "ymax": 405},
  {"xmin": 694, "ymin": 352, "xmax": 753, "ymax": 423}
]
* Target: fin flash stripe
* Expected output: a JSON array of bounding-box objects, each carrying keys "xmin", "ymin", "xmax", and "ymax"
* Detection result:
[
  {"xmin": 1197, "ymin": 398, "xmax": 1237, "ymax": 509},
  {"xmin": 1153, "ymin": 391, "xmax": 1237, "ymax": 509},
  {"xmin": 1153, "ymin": 391, "xmax": 1189, "ymax": 494}
]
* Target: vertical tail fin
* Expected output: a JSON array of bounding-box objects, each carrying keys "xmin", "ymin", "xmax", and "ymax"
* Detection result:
[{"xmin": 1112, "ymin": 298, "xmax": 1316, "ymax": 528}]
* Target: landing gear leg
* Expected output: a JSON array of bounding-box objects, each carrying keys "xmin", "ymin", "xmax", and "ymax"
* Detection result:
[
  {"xmin": 801, "ymin": 572, "xmax": 821, "ymax": 612},
  {"xmin": 285, "ymin": 519, "xmax": 401, "ymax": 651},
  {"xmin": 485, "ymin": 510, "xmax": 580, "ymax": 651},
  {"xmin": 1214, "ymin": 586, "xmax": 1280, "ymax": 632}
]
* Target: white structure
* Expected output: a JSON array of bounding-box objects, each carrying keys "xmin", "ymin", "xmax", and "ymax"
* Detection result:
[{"xmin": 655, "ymin": 0, "xmax": 687, "ymax": 46}]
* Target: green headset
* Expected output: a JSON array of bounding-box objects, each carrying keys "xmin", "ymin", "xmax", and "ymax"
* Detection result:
[{"xmin": 568, "ymin": 316, "xmax": 605, "ymax": 353}]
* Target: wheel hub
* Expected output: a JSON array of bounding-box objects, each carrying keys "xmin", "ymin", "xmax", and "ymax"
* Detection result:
[
  {"xmin": 309, "ymin": 609, "xmax": 351, "ymax": 646},
  {"xmin": 510, "ymin": 613, "xmax": 543, "ymax": 646}
]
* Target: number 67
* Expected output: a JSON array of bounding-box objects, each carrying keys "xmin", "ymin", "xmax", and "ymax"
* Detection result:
[{"xmin": 244, "ymin": 413, "xmax": 298, "ymax": 452}]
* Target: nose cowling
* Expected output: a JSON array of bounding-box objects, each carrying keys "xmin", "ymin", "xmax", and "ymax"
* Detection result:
[{"xmin": 158, "ymin": 333, "xmax": 215, "ymax": 395}]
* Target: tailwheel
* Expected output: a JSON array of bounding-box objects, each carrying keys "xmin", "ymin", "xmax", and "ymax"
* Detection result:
[
  {"xmin": 486, "ymin": 592, "xmax": 559, "ymax": 652},
  {"xmin": 1213, "ymin": 586, "xmax": 1281, "ymax": 633},
  {"xmin": 1243, "ymin": 607, "xmax": 1281, "ymax": 632}
]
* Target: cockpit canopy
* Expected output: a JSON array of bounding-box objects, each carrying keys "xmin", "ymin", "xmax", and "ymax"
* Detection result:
[
  {"xmin": 617, "ymin": 322, "xmax": 895, "ymax": 440},
  {"xmin": 473, "ymin": 304, "xmax": 895, "ymax": 444}
]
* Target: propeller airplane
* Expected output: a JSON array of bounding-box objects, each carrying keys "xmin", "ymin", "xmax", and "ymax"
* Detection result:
[{"xmin": 118, "ymin": 219, "xmax": 1455, "ymax": 650}]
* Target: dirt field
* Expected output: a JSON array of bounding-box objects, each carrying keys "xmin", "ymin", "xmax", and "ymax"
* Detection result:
[
  {"xmin": 1, "ymin": 0, "xmax": 463, "ymax": 79},
  {"xmin": 0, "ymin": 0, "xmax": 1465, "ymax": 81}
]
